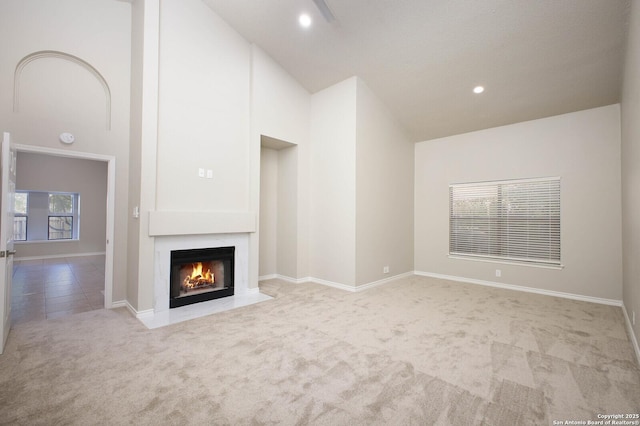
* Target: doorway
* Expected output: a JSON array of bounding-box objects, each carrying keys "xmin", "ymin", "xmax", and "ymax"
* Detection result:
[
  {"xmin": 11, "ymin": 144, "xmax": 115, "ymax": 323},
  {"xmin": 259, "ymin": 135, "xmax": 298, "ymax": 280}
]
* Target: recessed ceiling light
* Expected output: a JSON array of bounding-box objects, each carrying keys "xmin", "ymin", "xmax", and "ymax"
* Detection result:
[
  {"xmin": 473, "ymin": 86, "xmax": 485, "ymax": 94},
  {"xmin": 299, "ymin": 13, "xmax": 312, "ymax": 28}
]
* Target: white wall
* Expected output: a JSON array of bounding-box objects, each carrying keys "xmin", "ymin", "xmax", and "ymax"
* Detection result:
[
  {"xmin": 16, "ymin": 153, "xmax": 107, "ymax": 258},
  {"xmin": 355, "ymin": 79, "xmax": 414, "ymax": 285},
  {"xmin": 258, "ymin": 144, "xmax": 299, "ymax": 279},
  {"xmin": 0, "ymin": 0, "xmax": 131, "ymax": 302},
  {"xmin": 251, "ymin": 47, "xmax": 311, "ymax": 147},
  {"xmin": 129, "ymin": 3, "xmax": 314, "ymax": 307},
  {"xmin": 128, "ymin": 0, "xmax": 163, "ymax": 311},
  {"xmin": 309, "ymin": 78, "xmax": 358, "ymax": 286},
  {"xmin": 276, "ymin": 146, "xmax": 298, "ymax": 279},
  {"xmin": 127, "ymin": 0, "xmax": 146, "ymax": 309},
  {"xmin": 251, "ymin": 45, "xmax": 311, "ymax": 282},
  {"xmin": 126, "ymin": 0, "xmax": 255, "ymax": 310},
  {"xmin": 156, "ymin": 0, "xmax": 251, "ymax": 212},
  {"xmin": 306, "ymin": 76, "xmax": 415, "ymax": 289},
  {"xmin": 259, "ymin": 147, "xmax": 278, "ymax": 276},
  {"xmin": 415, "ymin": 105, "xmax": 622, "ymax": 301},
  {"xmin": 621, "ymin": 0, "xmax": 640, "ymax": 348}
]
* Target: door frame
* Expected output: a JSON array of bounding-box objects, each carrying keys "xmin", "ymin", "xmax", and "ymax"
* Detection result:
[{"xmin": 14, "ymin": 143, "xmax": 116, "ymax": 308}]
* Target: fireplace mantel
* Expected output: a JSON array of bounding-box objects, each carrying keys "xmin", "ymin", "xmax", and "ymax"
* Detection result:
[
  {"xmin": 153, "ymin": 233, "xmax": 252, "ymax": 313},
  {"xmin": 148, "ymin": 211, "xmax": 256, "ymax": 236},
  {"xmin": 140, "ymin": 231, "xmax": 271, "ymax": 328}
]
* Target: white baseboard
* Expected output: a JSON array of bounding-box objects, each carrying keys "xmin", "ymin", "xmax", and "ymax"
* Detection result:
[
  {"xmin": 110, "ymin": 300, "xmax": 127, "ymax": 309},
  {"xmin": 265, "ymin": 270, "xmax": 623, "ymax": 306},
  {"xmin": 285, "ymin": 276, "xmax": 312, "ymax": 284},
  {"xmin": 414, "ymin": 271, "xmax": 623, "ymax": 307},
  {"xmin": 15, "ymin": 251, "xmax": 106, "ymax": 261},
  {"xmin": 352, "ymin": 271, "xmax": 415, "ymax": 292},
  {"xmin": 261, "ymin": 272, "xmax": 414, "ymax": 293},
  {"xmin": 307, "ymin": 276, "xmax": 356, "ymax": 292},
  {"xmin": 622, "ymin": 304, "xmax": 640, "ymax": 366},
  {"xmin": 261, "ymin": 274, "xmax": 310, "ymax": 284},
  {"xmin": 258, "ymin": 274, "xmax": 278, "ymax": 281},
  {"xmin": 114, "ymin": 299, "xmax": 154, "ymax": 319}
]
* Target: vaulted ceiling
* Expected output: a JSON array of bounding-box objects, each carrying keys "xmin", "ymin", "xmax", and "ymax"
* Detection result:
[{"xmin": 203, "ymin": 0, "xmax": 631, "ymax": 142}]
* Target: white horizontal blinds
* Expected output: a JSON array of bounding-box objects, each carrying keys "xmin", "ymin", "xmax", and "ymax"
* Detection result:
[{"xmin": 450, "ymin": 177, "xmax": 561, "ymax": 265}]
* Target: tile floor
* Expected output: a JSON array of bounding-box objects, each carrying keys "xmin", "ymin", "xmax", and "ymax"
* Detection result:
[{"xmin": 11, "ymin": 255, "xmax": 106, "ymax": 325}]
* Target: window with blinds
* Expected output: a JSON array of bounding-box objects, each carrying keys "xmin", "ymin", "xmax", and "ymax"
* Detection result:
[{"xmin": 449, "ymin": 177, "xmax": 561, "ymax": 266}]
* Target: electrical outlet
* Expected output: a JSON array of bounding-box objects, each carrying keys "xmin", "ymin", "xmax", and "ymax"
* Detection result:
[
  {"xmin": 383, "ymin": 266, "xmax": 389, "ymax": 274},
  {"xmin": 495, "ymin": 269, "xmax": 501, "ymax": 278},
  {"xmin": 206, "ymin": 169, "xmax": 213, "ymax": 179},
  {"xmin": 198, "ymin": 168, "xmax": 205, "ymax": 178}
]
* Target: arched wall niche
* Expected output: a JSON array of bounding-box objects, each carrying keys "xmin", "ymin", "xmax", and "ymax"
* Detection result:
[{"xmin": 13, "ymin": 50, "xmax": 112, "ymax": 130}]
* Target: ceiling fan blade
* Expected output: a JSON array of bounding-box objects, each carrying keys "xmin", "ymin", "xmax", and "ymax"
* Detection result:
[{"xmin": 312, "ymin": 0, "xmax": 336, "ymax": 23}]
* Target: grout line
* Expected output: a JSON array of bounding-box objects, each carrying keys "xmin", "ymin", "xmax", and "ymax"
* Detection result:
[{"xmin": 11, "ymin": 254, "xmax": 106, "ymax": 322}]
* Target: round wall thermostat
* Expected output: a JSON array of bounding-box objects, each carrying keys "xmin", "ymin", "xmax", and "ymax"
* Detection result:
[{"xmin": 59, "ymin": 132, "xmax": 75, "ymax": 144}]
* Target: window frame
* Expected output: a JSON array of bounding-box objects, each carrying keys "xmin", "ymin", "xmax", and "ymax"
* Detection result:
[
  {"xmin": 13, "ymin": 191, "xmax": 80, "ymax": 243},
  {"xmin": 48, "ymin": 216, "xmax": 74, "ymax": 240},
  {"xmin": 14, "ymin": 191, "xmax": 28, "ymax": 242},
  {"xmin": 449, "ymin": 177, "xmax": 561, "ymax": 268},
  {"xmin": 47, "ymin": 192, "xmax": 77, "ymax": 241}
]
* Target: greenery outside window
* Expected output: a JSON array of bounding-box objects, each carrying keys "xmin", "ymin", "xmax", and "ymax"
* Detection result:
[
  {"xmin": 48, "ymin": 216, "xmax": 73, "ymax": 240},
  {"xmin": 48, "ymin": 193, "xmax": 74, "ymax": 240}
]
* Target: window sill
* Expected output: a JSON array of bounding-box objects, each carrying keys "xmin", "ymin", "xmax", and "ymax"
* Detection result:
[
  {"xmin": 448, "ymin": 255, "xmax": 564, "ymax": 270},
  {"xmin": 15, "ymin": 239, "xmax": 79, "ymax": 245}
]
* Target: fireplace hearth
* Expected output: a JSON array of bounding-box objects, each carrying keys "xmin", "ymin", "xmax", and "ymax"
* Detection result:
[{"xmin": 170, "ymin": 246, "xmax": 234, "ymax": 308}]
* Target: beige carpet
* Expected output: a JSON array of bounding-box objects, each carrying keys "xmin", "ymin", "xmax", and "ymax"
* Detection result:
[{"xmin": 0, "ymin": 275, "xmax": 638, "ymax": 425}]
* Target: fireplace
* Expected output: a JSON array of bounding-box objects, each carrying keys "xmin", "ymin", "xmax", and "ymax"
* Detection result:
[{"xmin": 170, "ymin": 246, "xmax": 234, "ymax": 308}]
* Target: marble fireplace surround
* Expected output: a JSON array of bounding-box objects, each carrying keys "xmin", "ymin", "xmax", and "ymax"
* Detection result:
[{"xmin": 141, "ymin": 212, "xmax": 272, "ymax": 329}]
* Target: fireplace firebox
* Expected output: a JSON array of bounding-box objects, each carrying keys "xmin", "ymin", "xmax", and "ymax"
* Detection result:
[{"xmin": 170, "ymin": 246, "xmax": 234, "ymax": 308}]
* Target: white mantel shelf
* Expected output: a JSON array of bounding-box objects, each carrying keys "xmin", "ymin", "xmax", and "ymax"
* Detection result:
[{"xmin": 148, "ymin": 211, "xmax": 256, "ymax": 236}]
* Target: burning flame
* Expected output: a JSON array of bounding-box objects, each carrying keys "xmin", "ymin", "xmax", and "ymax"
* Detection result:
[{"xmin": 183, "ymin": 262, "xmax": 214, "ymax": 290}]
